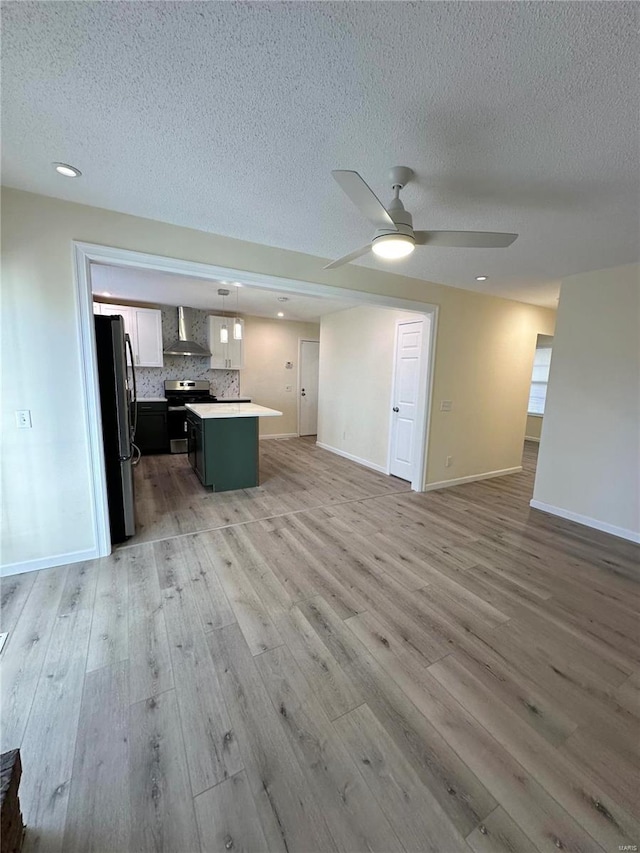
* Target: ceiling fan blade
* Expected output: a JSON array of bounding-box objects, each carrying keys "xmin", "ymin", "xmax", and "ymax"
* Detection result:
[
  {"xmin": 414, "ymin": 230, "xmax": 518, "ymax": 248},
  {"xmin": 332, "ymin": 170, "xmax": 398, "ymax": 231},
  {"xmin": 323, "ymin": 244, "xmax": 372, "ymax": 270}
]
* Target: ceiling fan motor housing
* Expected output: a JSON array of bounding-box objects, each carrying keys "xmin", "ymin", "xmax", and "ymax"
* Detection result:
[{"xmin": 376, "ymin": 196, "xmax": 414, "ymax": 241}]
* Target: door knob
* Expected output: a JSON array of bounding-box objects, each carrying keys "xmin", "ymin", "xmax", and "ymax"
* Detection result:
[{"xmin": 393, "ymin": 406, "xmax": 399, "ymax": 412}]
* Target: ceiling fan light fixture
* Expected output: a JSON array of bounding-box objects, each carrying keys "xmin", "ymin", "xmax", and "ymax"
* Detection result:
[{"xmin": 371, "ymin": 233, "xmax": 415, "ymax": 260}]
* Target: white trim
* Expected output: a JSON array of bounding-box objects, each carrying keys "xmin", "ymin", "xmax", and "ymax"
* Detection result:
[
  {"xmin": 524, "ymin": 435, "xmax": 541, "ymax": 443},
  {"xmin": 316, "ymin": 442, "xmax": 388, "ymax": 475},
  {"xmin": 423, "ymin": 466, "xmax": 522, "ymax": 492},
  {"xmin": 387, "ymin": 317, "xmax": 432, "ymax": 491},
  {"xmin": 420, "ymin": 307, "xmax": 438, "ymax": 491},
  {"xmin": 1, "ymin": 547, "xmax": 101, "ymax": 578},
  {"xmin": 529, "ymin": 500, "xmax": 640, "ymax": 544},
  {"xmin": 298, "ymin": 337, "xmax": 320, "ymax": 437},
  {"xmin": 72, "ymin": 244, "xmax": 111, "ymax": 558},
  {"xmin": 259, "ymin": 433, "xmax": 298, "ymax": 440},
  {"xmin": 72, "ymin": 242, "xmax": 439, "ymax": 315}
]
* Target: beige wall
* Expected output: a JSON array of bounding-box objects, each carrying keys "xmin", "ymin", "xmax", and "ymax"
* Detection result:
[
  {"xmin": 318, "ymin": 306, "xmax": 426, "ymax": 471},
  {"xmin": 1, "ymin": 187, "xmax": 554, "ymax": 569},
  {"xmin": 240, "ymin": 315, "xmax": 319, "ymax": 437},
  {"xmin": 426, "ymin": 290, "xmax": 554, "ymax": 484},
  {"xmin": 533, "ymin": 263, "xmax": 640, "ymax": 541},
  {"xmin": 525, "ymin": 414, "xmax": 543, "ymax": 441},
  {"xmin": 319, "ymin": 302, "xmax": 556, "ymax": 483}
]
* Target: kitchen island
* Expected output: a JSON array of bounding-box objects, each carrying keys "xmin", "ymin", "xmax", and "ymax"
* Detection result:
[{"xmin": 185, "ymin": 403, "xmax": 282, "ymax": 491}]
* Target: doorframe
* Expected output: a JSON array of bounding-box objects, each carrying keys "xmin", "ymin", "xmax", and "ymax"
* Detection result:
[
  {"xmin": 297, "ymin": 337, "xmax": 320, "ymax": 437},
  {"xmin": 387, "ymin": 317, "xmax": 435, "ymax": 491},
  {"xmin": 72, "ymin": 241, "xmax": 438, "ymax": 557}
]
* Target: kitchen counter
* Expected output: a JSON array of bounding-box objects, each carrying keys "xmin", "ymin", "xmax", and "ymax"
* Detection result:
[
  {"xmin": 185, "ymin": 404, "xmax": 282, "ymax": 491},
  {"xmin": 185, "ymin": 403, "xmax": 282, "ymax": 419}
]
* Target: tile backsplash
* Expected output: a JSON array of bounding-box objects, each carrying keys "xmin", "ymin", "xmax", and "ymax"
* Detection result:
[{"xmin": 135, "ymin": 305, "xmax": 240, "ymax": 398}]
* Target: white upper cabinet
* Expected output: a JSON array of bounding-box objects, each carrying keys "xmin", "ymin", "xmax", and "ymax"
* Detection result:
[
  {"xmin": 94, "ymin": 302, "xmax": 164, "ymax": 367},
  {"xmin": 133, "ymin": 307, "xmax": 164, "ymax": 367},
  {"xmin": 208, "ymin": 316, "xmax": 244, "ymax": 369}
]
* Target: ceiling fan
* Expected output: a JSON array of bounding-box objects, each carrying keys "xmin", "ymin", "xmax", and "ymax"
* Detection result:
[{"xmin": 324, "ymin": 166, "xmax": 518, "ymax": 270}]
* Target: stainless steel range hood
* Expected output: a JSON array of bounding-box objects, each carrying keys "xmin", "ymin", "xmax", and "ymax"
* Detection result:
[{"xmin": 163, "ymin": 307, "xmax": 211, "ymax": 357}]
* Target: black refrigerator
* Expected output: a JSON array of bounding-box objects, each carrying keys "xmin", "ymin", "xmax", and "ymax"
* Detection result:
[{"xmin": 94, "ymin": 314, "xmax": 137, "ymax": 542}]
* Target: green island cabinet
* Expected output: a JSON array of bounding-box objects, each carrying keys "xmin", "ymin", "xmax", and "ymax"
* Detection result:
[{"xmin": 186, "ymin": 404, "xmax": 282, "ymax": 491}]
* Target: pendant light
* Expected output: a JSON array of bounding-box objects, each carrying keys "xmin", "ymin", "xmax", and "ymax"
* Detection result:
[
  {"xmin": 233, "ymin": 284, "xmax": 243, "ymax": 340},
  {"xmin": 218, "ymin": 288, "xmax": 230, "ymax": 343}
]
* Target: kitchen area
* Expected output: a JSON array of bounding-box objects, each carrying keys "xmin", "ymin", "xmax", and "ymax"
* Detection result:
[{"xmin": 90, "ymin": 266, "xmax": 330, "ymax": 545}]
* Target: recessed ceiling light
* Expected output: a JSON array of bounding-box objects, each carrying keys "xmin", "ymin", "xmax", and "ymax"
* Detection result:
[
  {"xmin": 233, "ymin": 282, "xmax": 243, "ymax": 287},
  {"xmin": 475, "ymin": 275, "xmax": 488, "ymax": 281},
  {"xmin": 53, "ymin": 162, "xmax": 82, "ymax": 177},
  {"xmin": 102, "ymin": 291, "xmax": 111, "ymax": 297},
  {"xmin": 277, "ymin": 297, "xmax": 289, "ymax": 302},
  {"xmin": 277, "ymin": 312, "xmax": 284, "ymax": 318}
]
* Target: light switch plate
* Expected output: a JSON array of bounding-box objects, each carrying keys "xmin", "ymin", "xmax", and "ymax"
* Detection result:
[{"xmin": 440, "ymin": 400, "xmax": 453, "ymax": 412}]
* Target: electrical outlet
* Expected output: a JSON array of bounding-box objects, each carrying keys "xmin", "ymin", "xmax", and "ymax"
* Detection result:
[
  {"xmin": 440, "ymin": 400, "xmax": 453, "ymax": 412},
  {"xmin": 445, "ymin": 455, "xmax": 453, "ymax": 467},
  {"xmin": 15, "ymin": 410, "xmax": 32, "ymax": 429}
]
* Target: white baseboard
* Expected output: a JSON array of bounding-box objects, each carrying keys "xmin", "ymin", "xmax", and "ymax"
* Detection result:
[
  {"xmin": 524, "ymin": 435, "xmax": 541, "ymax": 443},
  {"xmin": 424, "ymin": 466, "xmax": 522, "ymax": 492},
  {"xmin": 1, "ymin": 547, "xmax": 102, "ymax": 578},
  {"xmin": 259, "ymin": 433, "xmax": 298, "ymax": 440},
  {"xmin": 529, "ymin": 500, "xmax": 640, "ymax": 544},
  {"xmin": 316, "ymin": 441, "xmax": 388, "ymax": 475}
]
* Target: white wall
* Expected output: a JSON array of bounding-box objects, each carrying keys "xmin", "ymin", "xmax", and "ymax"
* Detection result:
[
  {"xmin": 317, "ymin": 306, "xmax": 425, "ymax": 471},
  {"xmin": 532, "ymin": 263, "xmax": 640, "ymax": 542},
  {"xmin": 1, "ymin": 187, "xmax": 554, "ymax": 572},
  {"xmin": 240, "ymin": 315, "xmax": 320, "ymax": 437},
  {"xmin": 1, "ymin": 209, "xmax": 97, "ymax": 569}
]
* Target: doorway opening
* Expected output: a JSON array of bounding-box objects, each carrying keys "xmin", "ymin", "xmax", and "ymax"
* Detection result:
[{"xmin": 72, "ymin": 241, "xmax": 437, "ymax": 556}]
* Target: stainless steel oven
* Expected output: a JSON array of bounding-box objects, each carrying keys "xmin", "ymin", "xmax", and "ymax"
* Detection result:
[
  {"xmin": 165, "ymin": 380, "xmax": 216, "ymax": 453},
  {"xmin": 164, "ymin": 380, "xmax": 251, "ymax": 453}
]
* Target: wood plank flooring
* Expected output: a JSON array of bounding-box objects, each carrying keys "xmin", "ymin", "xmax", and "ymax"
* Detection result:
[{"xmin": 1, "ymin": 438, "xmax": 639, "ymax": 853}]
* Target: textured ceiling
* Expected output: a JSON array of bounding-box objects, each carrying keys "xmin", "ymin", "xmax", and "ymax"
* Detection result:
[
  {"xmin": 2, "ymin": 1, "xmax": 638, "ymax": 308},
  {"xmin": 91, "ymin": 263, "xmax": 358, "ymax": 322}
]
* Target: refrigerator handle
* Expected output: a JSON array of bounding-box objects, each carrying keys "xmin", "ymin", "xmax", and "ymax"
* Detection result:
[{"xmin": 126, "ymin": 334, "xmax": 138, "ymax": 441}]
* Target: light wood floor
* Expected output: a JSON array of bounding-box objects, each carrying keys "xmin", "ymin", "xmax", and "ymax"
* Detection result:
[{"xmin": 1, "ymin": 439, "xmax": 639, "ymax": 853}]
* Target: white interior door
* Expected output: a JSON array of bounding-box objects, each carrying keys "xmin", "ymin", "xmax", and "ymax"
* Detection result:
[
  {"xmin": 389, "ymin": 320, "xmax": 424, "ymax": 481},
  {"xmin": 299, "ymin": 340, "xmax": 320, "ymax": 436}
]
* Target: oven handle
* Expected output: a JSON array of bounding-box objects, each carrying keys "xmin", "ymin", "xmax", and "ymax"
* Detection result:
[{"xmin": 168, "ymin": 405, "xmax": 187, "ymax": 411}]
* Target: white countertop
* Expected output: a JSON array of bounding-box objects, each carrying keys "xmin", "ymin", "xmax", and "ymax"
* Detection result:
[
  {"xmin": 137, "ymin": 397, "xmax": 167, "ymax": 403},
  {"xmin": 185, "ymin": 403, "xmax": 282, "ymax": 419}
]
